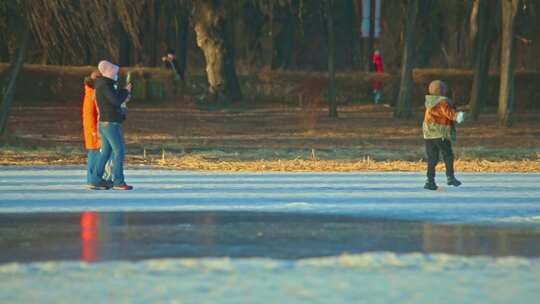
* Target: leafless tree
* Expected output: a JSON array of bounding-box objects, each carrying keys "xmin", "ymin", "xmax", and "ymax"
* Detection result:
[{"xmin": 498, "ymin": 0, "xmax": 521, "ymax": 127}]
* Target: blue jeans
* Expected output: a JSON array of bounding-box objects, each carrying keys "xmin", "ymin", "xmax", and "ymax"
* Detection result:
[
  {"xmin": 96, "ymin": 122, "xmax": 126, "ymax": 186},
  {"xmin": 86, "ymin": 149, "xmax": 101, "ymax": 185}
]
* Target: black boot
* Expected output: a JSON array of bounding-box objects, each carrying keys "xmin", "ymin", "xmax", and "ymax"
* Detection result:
[
  {"xmin": 447, "ymin": 176, "xmax": 462, "ymax": 187},
  {"xmin": 424, "ymin": 179, "xmax": 438, "ymax": 190}
]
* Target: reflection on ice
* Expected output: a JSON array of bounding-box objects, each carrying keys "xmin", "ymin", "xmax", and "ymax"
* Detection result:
[{"xmin": 80, "ymin": 212, "xmax": 98, "ymax": 262}]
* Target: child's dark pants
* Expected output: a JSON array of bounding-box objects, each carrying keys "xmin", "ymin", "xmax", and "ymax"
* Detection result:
[{"xmin": 425, "ymin": 138, "xmax": 454, "ymax": 181}]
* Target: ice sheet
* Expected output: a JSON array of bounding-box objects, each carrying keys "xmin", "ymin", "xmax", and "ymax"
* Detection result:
[
  {"xmin": 2, "ymin": 167, "xmax": 540, "ymax": 303},
  {"xmin": 1, "ymin": 167, "xmax": 540, "ymax": 226}
]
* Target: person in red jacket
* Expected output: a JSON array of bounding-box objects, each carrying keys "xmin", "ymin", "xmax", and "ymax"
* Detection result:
[{"xmin": 371, "ymin": 49, "xmax": 384, "ymax": 104}]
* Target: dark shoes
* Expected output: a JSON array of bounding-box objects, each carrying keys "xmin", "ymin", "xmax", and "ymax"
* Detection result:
[
  {"xmin": 87, "ymin": 181, "xmax": 112, "ymax": 190},
  {"xmin": 112, "ymin": 184, "xmax": 133, "ymax": 190},
  {"xmin": 424, "ymin": 177, "xmax": 462, "ymax": 190},
  {"xmin": 424, "ymin": 180, "xmax": 438, "ymax": 191},
  {"xmin": 447, "ymin": 177, "xmax": 462, "ymax": 187},
  {"xmin": 88, "ymin": 181, "xmax": 132, "ymax": 190}
]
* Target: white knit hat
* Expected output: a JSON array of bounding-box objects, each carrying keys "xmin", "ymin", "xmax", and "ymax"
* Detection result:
[{"xmin": 97, "ymin": 60, "xmax": 119, "ymax": 79}]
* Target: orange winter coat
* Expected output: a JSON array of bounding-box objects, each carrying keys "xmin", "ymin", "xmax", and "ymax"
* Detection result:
[
  {"xmin": 82, "ymin": 84, "xmax": 100, "ymax": 149},
  {"xmin": 422, "ymin": 95, "xmax": 457, "ymax": 140}
]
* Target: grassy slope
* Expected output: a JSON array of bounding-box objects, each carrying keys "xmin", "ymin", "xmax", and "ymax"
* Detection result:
[{"xmin": 1, "ymin": 103, "xmax": 539, "ymax": 172}]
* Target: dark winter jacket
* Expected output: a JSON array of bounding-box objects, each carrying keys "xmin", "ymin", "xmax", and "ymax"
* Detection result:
[
  {"xmin": 94, "ymin": 76, "xmax": 129, "ymax": 123},
  {"xmin": 164, "ymin": 59, "xmax": 183, "ymax": 81}
]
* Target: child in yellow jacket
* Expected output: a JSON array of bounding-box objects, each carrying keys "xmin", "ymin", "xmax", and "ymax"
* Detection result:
[{"xmin": 422, "ymin": 80, "xmax": 465, "ymax": 190}]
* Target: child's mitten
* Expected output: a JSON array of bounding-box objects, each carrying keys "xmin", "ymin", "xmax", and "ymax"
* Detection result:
[{"xmin": 456, "ymin": 112, "xmax": 465, "ymax": 124}]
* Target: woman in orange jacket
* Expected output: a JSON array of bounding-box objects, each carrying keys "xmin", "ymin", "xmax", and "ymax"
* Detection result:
[{"xmin": 82, "ymin": 71, "xmax": 110, "ymax": 189}]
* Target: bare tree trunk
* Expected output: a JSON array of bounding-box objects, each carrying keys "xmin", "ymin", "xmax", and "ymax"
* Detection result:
[
  {"xmin": 353, "ymin": 0, "xmax": 365, "ymax": 70},
  {"xmin": 498, "ymin": 0, "xmax": 520, "ymax": 127},
  {"xmin": 394, "ymin": 0, "xmax": 421, "ymax": 119},
  {"xmin": 118, "ymin": 25, "xmax": 131, "ymax": 66},
  {"xmin": 137, "ymin": 1, "xmax": 160, "ymax": 66},
  {"xmin": 349, "ymin": 0, "xmax": 362, "ymax": 69},
  {"xmin": 469, "ymin": 0, "xmax": 480, "ymax": 60},
  {"xmin": 40, "ymin": 48, "xmax": 49, "ymax": 65},
  {"xmin": 0, "ymin": 44, "xmax": 8, "ymax": 62},
  {"xmin": 327, "ymin": 0, "xmax": 338, "ymax": 118},
  {"xmin": 192, "ymin": 0, "xmax": 242, "ymax": 104},
  {"xmin": 0, "ymin": 10, "xmax": 11, "ymax": 63},
  {"xmin": 175, "ymin": 11, "xmax": 189, "ymax": 81},
  {"xmin": 269, "ymin": 2, "xmax": 274, "ymax": 69},
  {"xmin": 0, "ymin": 29, "xmax": 9, "ymax": 62},
  {"xmin": 365, "ymin": 0, "xmax": 375, "ymax": 71},
  {"xmin": 468, "ymin": 0, "xmax": 495, "ymax": 120},
  {"xmin": 272, "ymin": 3, "xmax": 296, "ymax": 70},
  {"xmin": 150, "ymin": 0, "xmax": 160, "ymax": 67},
  {"xmin": 0, "ymin": 25, "xmax": 30, "ymax": 135},
  {"xmin": 239, "ymin": 1, "xmax": 264, "ymax": 67},
  {"xmin": 83, "ymin": 39, "xmax": 93, "ymax": 65},
  {"xmin": 328, "ymin": 0, "xmax": 355, "ymax": 70}
]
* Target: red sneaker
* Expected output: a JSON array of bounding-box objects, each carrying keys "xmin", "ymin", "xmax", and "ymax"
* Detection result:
[{"xmin": 112, "ymin": 184, "xmax": 133, "ymax": 190}]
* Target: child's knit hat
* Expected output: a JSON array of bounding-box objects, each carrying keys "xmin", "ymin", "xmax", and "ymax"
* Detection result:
[{"xmin": 428, "ymin": 80, "xmax": 447, "ymax": 96}]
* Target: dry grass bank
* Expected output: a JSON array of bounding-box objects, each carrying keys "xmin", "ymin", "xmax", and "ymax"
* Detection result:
[
  {"xmin": 1, "ymin": 103, "xmax": 539, "ymax": 172},
  {"xmin": 1, "ymin": 149, "xmax": 539, "ymax": 172}
]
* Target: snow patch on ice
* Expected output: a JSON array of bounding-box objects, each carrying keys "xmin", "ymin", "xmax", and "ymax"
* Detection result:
[{"xmin": 494, "ymin": 216, "xmax": 540, "ymax": 224}]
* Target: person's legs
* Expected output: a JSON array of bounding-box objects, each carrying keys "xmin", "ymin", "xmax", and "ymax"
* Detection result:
[
  {"xmin": 439, "ymin": 139, "xmax": 461, "ymax": 186},
  {"xmin": 424, "ymin": 139, "xmax": 440, "ymax": 190},
  {"xmin": 102, "ymin": 158, "xmax": 113, "ymax": 183},
  {"xmin": 425, "ymin": 139, "xmax": 440, "ymax": 181},
  {"xmin": 372, "ymin": 90, "xmax": 381, "ymax": 104},
  {"xmin": 99, "ymin": 122, "xmax": 132, "ymax": 190},
  {"xmin": 438, "ymin": 139, "xmax": 454, "ymax": 177},
  {"xmin": 96, "ymin": 122, "xmax": 113, "ymax": 181},
  {"xmin": 104, "ymin": 122, "xmax": 126, "ymax": 187},
  {"xmin": 86, "ymin": 149, "xmax": 100, "ymax": 185}
]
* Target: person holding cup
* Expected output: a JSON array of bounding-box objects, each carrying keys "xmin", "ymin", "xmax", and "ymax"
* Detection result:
[{"xmin": 94, "ymin": 60, "xmax": 133, "ymax": 190}]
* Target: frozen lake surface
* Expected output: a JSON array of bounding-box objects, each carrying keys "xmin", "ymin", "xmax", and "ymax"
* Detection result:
[
  {"xmin": 1, "ymin": 167, "xmax": 540, "ymax": 303},
  {"xmin": 1, "ymin": 167, "xmax": 540, "ymax": 225}
]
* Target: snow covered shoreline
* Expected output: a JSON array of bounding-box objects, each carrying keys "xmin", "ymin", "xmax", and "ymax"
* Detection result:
[{"xmin": 2, "ymin": 252, "xmax": 539, "ymax": 304}]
